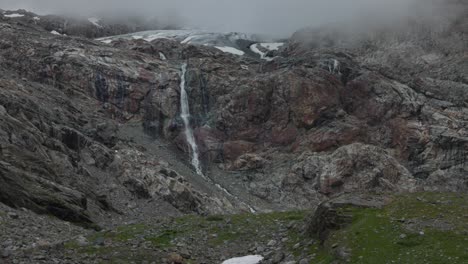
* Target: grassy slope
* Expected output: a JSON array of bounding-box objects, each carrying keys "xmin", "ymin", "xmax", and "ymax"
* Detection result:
[
  {"xmin": 63, "ymin": 192, "xmax": 467, "ymax": 263},
  {"xmin": 64, "ymin": 211, "xmax": 307, "ymax": 263},
  {"xmin": 321, "ymin": 192, "xmax": 468, "ymax": 264}
]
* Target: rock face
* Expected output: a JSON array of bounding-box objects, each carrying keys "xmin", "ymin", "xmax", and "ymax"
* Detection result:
[
  {"xmin": 0, "ymin": 15, "xmax": 235, "ymax": 227},
  {"xmin": 289, "ymin": 143, "xmax": 417, "ymax": 196},
  {"xmin": 0, "ymin": 74, "xmax": 97, "ymax": 226},
  {"xmin": 0, "ymin": 0, "xmax": 467, "ymax": 229}
]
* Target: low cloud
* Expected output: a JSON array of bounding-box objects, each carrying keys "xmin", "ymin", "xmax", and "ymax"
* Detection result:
[{"xmin": 0, "ymin": 0, "xmax": 446, "ymax": 37}]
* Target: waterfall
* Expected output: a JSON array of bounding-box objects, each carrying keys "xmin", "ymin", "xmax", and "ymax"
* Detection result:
[
  {"xmin": 179, "ymin": 63, "xmax": 256, "ymax": 213},
  {"xmin": 180, "ymin": 63, "xmax": 204, "ymax": 176},
  {"xmin": 328, "ymin": 59, "xmax": 341, "ymax": 74}
]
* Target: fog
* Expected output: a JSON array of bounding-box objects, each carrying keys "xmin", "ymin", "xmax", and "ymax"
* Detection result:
[{"xmin": 0, "ymin": 0, "xmax": 440, "ymax": 37}]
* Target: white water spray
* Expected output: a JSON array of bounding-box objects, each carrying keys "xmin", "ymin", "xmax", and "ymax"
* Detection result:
[
  {"xmin": 180, "ymin": 63, "xmax": 203, "ymax": 176},
  {"xmin": 328, "ymin": 59, "xmax": 341, "ymax": 75},
  {"xmin": 179, "ymin": 63, "xmax": 256, "ymax": 213}
]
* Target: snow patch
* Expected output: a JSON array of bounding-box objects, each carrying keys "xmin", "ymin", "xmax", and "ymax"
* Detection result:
[
  {"xmin": 250, "ymin": 44, "xmax": 267, "ymax": 59},
  {"xmin": 259, "ymin": 42, "xmax": 284, "ymax": 51},
  {"xmin": 159, "ymin": 52, "xmax": 167, "ymax": 61},
  {"xmin": 33, "ymin": 17, "xmax": 40, "ymax": 21},
  {"xmin": 181, "ymin": 35, "xmax": 196, "ymax": 44},
  {"xmin": 4, "ymin": 13, "xmax": 24, "ymax": 18},
  {"xmin": 133, "ymin": 31, "xmax": 196, "ymax": 42},
  {"xmin": 215, "ymin": 46, "xmax": 244, "ymax": 56},
  {"xmin": 88, "ymin": 17, "xmax": 102, "ymax": 28},
  {"xmin": 222, "ymin": 255, "xmax": 264, "ymax": 264},
  {"xmin": 250, "ymin": 43, "xmax": 282, "ymax": 61},
  {"xmin": 50, "ymin": 30, "xmax": 62, "ymax": 36}
]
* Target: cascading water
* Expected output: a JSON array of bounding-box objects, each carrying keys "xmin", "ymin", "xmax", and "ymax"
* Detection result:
[
  {"xmin": 180, "ymin": 63, "xmax": 204, "ymax": 176},
  {"xmin": 328, "ymin": 59, "xmax": 341, "ymax": 74},
  {"xmin": 179, "ymin": 63, "xmax": 256, "ymax": 213}
]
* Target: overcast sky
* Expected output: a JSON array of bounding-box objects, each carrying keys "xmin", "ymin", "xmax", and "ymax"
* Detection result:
[{"xmin": 0, "ymin": 0, "xmax": 427, "ymax": 36}]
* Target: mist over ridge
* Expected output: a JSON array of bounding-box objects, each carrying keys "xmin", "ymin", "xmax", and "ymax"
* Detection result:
[{"xmin": 0, "ymin": 0, "xmax": 451, "ymax": 37}]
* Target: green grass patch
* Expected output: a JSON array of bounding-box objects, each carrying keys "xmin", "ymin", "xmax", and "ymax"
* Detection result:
[
  {"xmin": 63, "ymin": 240, "xmax": 118, "ymax": 255},
  {"xmin": 59, "ymin": 193, "xmax": 467, "ymax": 264},
  {"xmin": 82, "ymin": 223, "xmax": 148, "ymax": 243},
  {"xmin": 145, "ymin": 229, "xmax": 179, "ymax": 248},
  {"xmin": 206, "ymin": 211, "xmax": 307, "ymax": 246},
  {"xmin": 209, "ymin": 230, "xmax": 243, "ymax": 246},
  {"xmin": 60, "ymin": 211, "xmax": 308, "ymax": 262},
  {"xmin": 387, "ymin": 192, "xmax": 468, "ymax": 231},
  {"xmin": 112, "ymin": 223, "xmax": 147, "ymax": 241},
  {"xmin": 321, "ymin": 192, "xmax": 468, "ymax": 264},
  {"xmin": 206, "ymin": 215, "xmax": 225, "ymax": 221},
  {"xmin": 285, "ymin": 222, "xmax": 336, "ymax": 263}
]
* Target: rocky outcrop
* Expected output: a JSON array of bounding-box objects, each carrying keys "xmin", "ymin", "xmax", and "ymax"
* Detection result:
[
  {"xmin": 112, "ymin": 147, "xmax": 232, "ymax": 214},
  {"xmin": 0, "ymin": 75, "xmax": 101, "ymax": 227},
  {"xmin": 306, "ymin": 194, "xmax": 390, "ymax": 242},
  {"xmin": 288, "ymin": 143, "xmax": 417, "ymax": 196}
]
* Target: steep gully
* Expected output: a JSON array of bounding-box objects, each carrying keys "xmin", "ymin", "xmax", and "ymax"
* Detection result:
[{"xmin": 179, "ymin": 62, "xmax": 256, "ymax": 213}]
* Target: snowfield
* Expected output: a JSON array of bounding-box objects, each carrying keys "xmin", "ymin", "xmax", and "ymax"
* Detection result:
[
  {"xmin": 221, "ymin": 255, "xmax": 264, "ymax": 264},
  {"xmin": 215, "ymin": 46, "xmax": 245, "ymax": 56},
  {"xmin": 98, "ymin": 30, "xmax": 256, "ymax": 45},
  {"xmin": 97, "ymin": 30, "xmax": 258, "ymax": 51},
  {"xmin": 4, "ymin": 13, "xmax": 24, "ymax": 18},
  {"xmin": 98, "ymin": 30, "xmax": 281, "ymax": 60}
]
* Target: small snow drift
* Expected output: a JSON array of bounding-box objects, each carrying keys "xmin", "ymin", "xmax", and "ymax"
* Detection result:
[
  {"xmin": 259, "ymin": 42, "xmax": 284, "ymax": 50},
  {"xmin": 250, "ymin": 43, "xmax": 265, "ymax": 58},
  {"xmin": 181, "ymin": 35, "xmax": 196, "ymax": 44},
  {"xmin": 4, "ymin": 13, "xmax": 24, "ymax": 18},
  {"xmin": 250, "ymin": 42, "xmax": 284, "ymax": 60},
  {"xmin": 88, "ymin": 17, "xmax": 102, "ymax": 28},
  {"xmin": 215, "ymin": 46, "xmax": 245, "ymax": 56},
  {"xmin": 50, "ymin": 30, "xmax": 62, "ymax": 35},
  {"xmin": 221, "ymin": 255, "xmax": 263, "ymax": 264}
]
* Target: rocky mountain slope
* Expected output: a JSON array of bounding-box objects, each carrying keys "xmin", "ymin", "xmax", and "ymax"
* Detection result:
[
  {"xmin": 0, "ymin": 0, "xmax": 467, "ymax": 262},
  {"xmin": 0, "ymin": 9, "xmax": 178, "ymax": 38}
]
